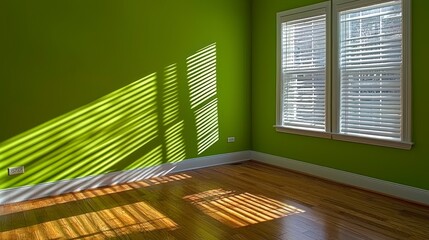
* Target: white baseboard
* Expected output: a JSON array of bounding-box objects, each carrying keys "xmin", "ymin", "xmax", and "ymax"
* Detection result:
[
  {"xmin": 2, "ymin": 150, "xmax": 428, "ymax": 206},
  {"xmin": 0, "ymin": 151, "xmax": 251, "ymax": 205},
  {"xmin": 251, "ymin": 151, "xmax": 429, "ymax": 206}
]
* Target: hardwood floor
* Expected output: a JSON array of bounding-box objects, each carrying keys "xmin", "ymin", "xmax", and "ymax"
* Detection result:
[{"xmin": 1, "ymin": 161, "xmax": 429, "ymax": 239}]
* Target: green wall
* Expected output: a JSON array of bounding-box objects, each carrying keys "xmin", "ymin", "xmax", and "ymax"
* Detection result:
[
  {"xmin": 251, "ymin": 0, "xmax": 429, "ymax": 190},
  {"xmin": 0, "ymin": 0, "xmax": 251, "ymax": 189},
  {"xmin": 2, "ymin": 0, "xmax": 428, "ymax": 193}
]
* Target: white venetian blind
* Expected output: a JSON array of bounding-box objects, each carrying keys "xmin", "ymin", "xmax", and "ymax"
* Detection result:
[
  {"xmin": 339, "ymin": 0, "xmax": 403, "ymax": 141},
  {"xmin": 281, "ymin": 14, "xmax": 327, "ymax": 131}
]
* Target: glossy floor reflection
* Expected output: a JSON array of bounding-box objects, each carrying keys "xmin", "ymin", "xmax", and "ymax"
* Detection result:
[
  {"xmin": 1, "ymin": 161, "xmax": 429, "ymax": 239},
  {"xmin": 184, "ymin": 188, "xmax": 304, "ymax": 228}
]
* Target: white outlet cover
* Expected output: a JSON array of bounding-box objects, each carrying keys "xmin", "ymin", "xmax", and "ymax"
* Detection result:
[
  {"xmin": 227, "ymin": 137, "xmax": 235, "ymax": 143},
  {"xmin": 8, "ymin": 166, "xmax": 24, "ymax": 175}
]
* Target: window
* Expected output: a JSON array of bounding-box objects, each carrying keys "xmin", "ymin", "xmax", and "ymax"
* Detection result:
[
  {"xmin": 277, "ymin": 2, "xmax": 331, "ymax": 138},
  {"xmin": 278, "ymin": 3, "xmax": 330, "ymax": 136},
  {"xmin": 276, "ymin": 0, "xmax": 412, "ymax": 149}
]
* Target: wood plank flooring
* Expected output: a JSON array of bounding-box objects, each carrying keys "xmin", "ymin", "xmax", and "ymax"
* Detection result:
[{"xmin": 1, "ymin": 161, "xmax": 429, "ymax": 239}]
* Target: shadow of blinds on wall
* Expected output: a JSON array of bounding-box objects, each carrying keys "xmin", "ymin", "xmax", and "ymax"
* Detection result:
[{"xmin": 187, "ymin": 43, "xmax": 219, "ymax": 154}]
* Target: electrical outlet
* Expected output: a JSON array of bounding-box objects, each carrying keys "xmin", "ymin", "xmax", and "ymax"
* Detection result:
[
  {"xmin": 8, "ymin": 166, "xmax": 24, "ymax": 175},
  {"xmin": 227, "ymin": 137, "xmax": 235, "ymax": 143}
]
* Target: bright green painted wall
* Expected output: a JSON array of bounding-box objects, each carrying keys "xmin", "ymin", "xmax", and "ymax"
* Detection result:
[
  {"xmin": 251, "ymin": 0, "xmax": 429, "ymax": 190},
  {"xmin": 0, "ymin": 0, "xmax": 251, "ymax": 189},
  {"xmin": 2, "ymin": 0, "xmax": 427, "ymax": 192}
]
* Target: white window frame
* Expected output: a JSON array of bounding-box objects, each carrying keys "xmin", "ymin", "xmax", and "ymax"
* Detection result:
[
  {"xmin": 276, "ymin": 0, "xmax": 412, "ymax": 150},
  {"xmin": 276, "ymin": 2, "xmax": 332, "ymax": 139}
]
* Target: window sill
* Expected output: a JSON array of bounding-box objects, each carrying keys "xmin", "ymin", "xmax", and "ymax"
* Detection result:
[
  {"xmin": 274, "ymin": 126, "xmax": 331, "ymax": 139},
  {"xmin": 274, "ymin": 126, "xmax": 413, "ymax": 150},
  {"xmin": 331, "ymin": 134, "xmax": 413, "ymax": 150}
]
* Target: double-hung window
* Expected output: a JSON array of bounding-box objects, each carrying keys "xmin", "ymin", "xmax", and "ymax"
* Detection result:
[
  {"xmin": 277, "ymin": 2, "xmax": 331, "ymax": 138},
  {"xmin": 276, "ymin": 0, "xmax": 412, "ymax": 149}
]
